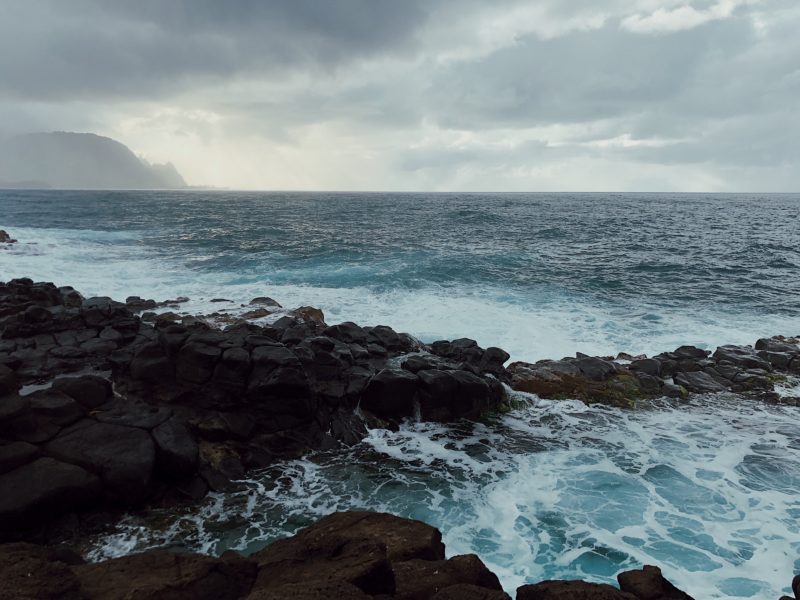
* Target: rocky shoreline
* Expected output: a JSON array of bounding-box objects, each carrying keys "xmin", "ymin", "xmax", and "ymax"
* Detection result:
[
  {"xmin": 1, "ymin": 274, "xmax": 799, "ymax": 598},
  {"xmin": 3, "ymin": 511, "xmax": 799, "ymax": 599}
]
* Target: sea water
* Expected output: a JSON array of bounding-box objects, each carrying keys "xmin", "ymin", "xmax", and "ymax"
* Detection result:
[{"xmin": 1, "ymin": 190, "xmax": 799, "ymax": 597}]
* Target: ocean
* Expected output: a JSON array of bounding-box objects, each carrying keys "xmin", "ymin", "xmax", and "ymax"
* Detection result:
[{"xmin": 1, "ymin": 190, "xmax": 799, "ymax": 597}]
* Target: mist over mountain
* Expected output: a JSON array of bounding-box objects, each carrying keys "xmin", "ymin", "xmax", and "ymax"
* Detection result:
[{"xmin": 0, "ymin": 132, "xmax": 186, "ymax": 189}]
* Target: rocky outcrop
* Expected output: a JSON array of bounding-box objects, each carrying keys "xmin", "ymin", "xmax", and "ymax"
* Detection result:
[
  {"xmin": 0, "ymin": 229, "xmax": 17, "ymax": 244},
  {"xmin": 2, "ymin": 276, "xmax": 799, "ymax": 541},
  {"xmin": 0, "ymin": 279, "xmax": 509, "ymax": 537},
  {"xmin": 0, "ymin": 511, "xmax": 708, "ymax": 600},
  {"xmin": 509, "ymin": 339, "xmax": 800, "ymax": 407}
]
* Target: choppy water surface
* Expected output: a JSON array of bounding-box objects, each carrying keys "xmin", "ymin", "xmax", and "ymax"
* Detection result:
[
  {"xmin": 2, "ymin": 191, "xmax": 799, "ymax": 597},
  {"xmin": 85, "ymin": 394, "xmax": 799, "ymax": 599},
  {"xmin": 1, "ymin": 190, "xmax": 799, "ymax": 360}
]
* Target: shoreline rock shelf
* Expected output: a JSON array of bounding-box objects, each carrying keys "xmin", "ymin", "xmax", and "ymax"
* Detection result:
[
  {"xmin": 1, "ymin": 278, "xmax": 799, "ymax": 598},
  {"xmin": 1, "ymin": 278, "xmax": 799, "ymax": 537}
]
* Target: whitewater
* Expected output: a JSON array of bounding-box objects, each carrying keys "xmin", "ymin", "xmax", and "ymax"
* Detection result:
[{"xmin": 1, "ymin": 190, "xmax": 799, "ymax": 597}]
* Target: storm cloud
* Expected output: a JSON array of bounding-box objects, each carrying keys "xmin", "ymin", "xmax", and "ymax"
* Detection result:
[{"xmin": 0, "ymin": 0, "xmax": 797, "ymax": 191}]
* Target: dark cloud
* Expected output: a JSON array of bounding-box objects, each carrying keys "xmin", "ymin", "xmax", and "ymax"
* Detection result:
[
  {"xmin": 0, "ymin": 0, "xmax": 796, "ymax": 191},
  {"xmin": 0, "ymin": 0, "xmax": 437, "ymax": 100}
]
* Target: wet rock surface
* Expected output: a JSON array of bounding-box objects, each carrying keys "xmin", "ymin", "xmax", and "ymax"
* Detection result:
[
  {"xmin": 0, "ymin": 279, "xmax": 509, "ymax": 537},
  {"xmin": 0, "ymin": 511, "xmax": 705, "ymax": 600},
  {"xmin": 509, "ymin": 338, "xmax": 800, "ymax": 407},
  {"xmin": 1, "ymin": 276, "xmax": 799, "ymax": 581}
]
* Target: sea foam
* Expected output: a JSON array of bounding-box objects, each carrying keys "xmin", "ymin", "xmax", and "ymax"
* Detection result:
[{"xmin": 84, "ymin": 395, "xmax": 800, "ymax": 599}]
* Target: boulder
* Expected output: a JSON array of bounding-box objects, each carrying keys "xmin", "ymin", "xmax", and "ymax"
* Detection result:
[
  {"xmin": 73, "ymin": 550, "xmax": 257, "ymax": 600},
  {"xmin": 252, "ymin": 511, "xmax": 445, "ymax": 596},
  {"xmin": 52, "ymin": 374, "xmax": 113, "ymax": 409},
  {"xmin": 575, "ymin": 356, "xmax": 617, "ymax": 380},
  {"xmin": 0, "ymin": 543, "xmax": 83, "ymax": 599},
  {"xmin": 44, "ymin": 420, "xmax": 155, "ymax": 502},
  {"xmin": 617, "ymin": 565, "xmax": 695, "ymax": 600},
  {"xmin": 517, "ymin": 580, "xmax": 637, "ymax": 599},
  {"xmin": 0, "ymin": 230, "xmax": 17, "ymax": 244},
  {"xmin": 247, "ymin": 581, "xmax": 371, "ymax": 600},
  {"xmin": 0, "ymin": 441, "xmax": 39, "ymax": 474},
  {"xmin": 629, "ymin": 358, "xmax": 661, "ymax": 377},
  {"xmin": 130, "ymin": 342, "xmax": 174, "ymax": 382},
  {"xmin": 27, "ymin": 388, "xmax": 85, "ymax": 426},
  {"xmin": 0, "ymin": 363, "xmax": 19, "ymax": 396},
  {"xmin": 755, "ymin": 337, "xmax": 799, "ymax": 353},
  {"xmin": 0, "ymin": 457, "xmax": 101, "ymax": 529},
  {"xmin": 213, "ymin": 347, "xmax": 252, "ymax": 390},
  {"xmin": 248, "ymin": 344, "xmax": 311, "ymax": 401},
  {"xmin": 253, "ymin": 536, "xmax": 392, "ymax": 595},
  {"xmin": 152, "ymin": 418, "xmax": 199, "ymax": 476},
  {"xmin": 713, "ymin": 345, "xmax": 771, "ymax": 371},
  {"xmin": 249, "ymin": 296, "xmax": 282, "ymax": 307},
  {"xmin": 431, "ymin": 584, "xmax": 511, "ymax": 599},
  {"xmin": 673, "ymin": 371, "xmax": 727, "ymax": 394},
  {"xmin": 176, "ymin": 342, "xmax": 222, "ymax": 384},
  {"xmin": 93, "ymin": 399, "xmax": 172, "ymax": 429},
  {"xmin": 360, "ymin": 368, "xmax": 420, "ymax": 419},
  {"xmin": 324, "ymin": 322, "xmax": 370, "ymax": 345},
  {"xmin": 672, "ymin": 346, "xmax": 708, "ymax": 359},
  {"xmin": 392, "ymin": 554, "xmax": 504, "ymax": 600}
]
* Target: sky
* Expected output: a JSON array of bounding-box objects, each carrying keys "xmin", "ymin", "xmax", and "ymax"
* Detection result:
[{"xmin": 0, "ymin": 0, "xmax": 798, "ymax": 191}]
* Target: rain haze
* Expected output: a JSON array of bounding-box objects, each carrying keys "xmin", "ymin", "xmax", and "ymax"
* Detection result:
[{"xmin": 0, "ymin": 0, "xmax": 798, "ymax": 190}]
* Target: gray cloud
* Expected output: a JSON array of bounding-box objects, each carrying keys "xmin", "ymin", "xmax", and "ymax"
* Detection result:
[{"xmin": 0, "ymin": 0, "xmax": 797, "ymax": 191}]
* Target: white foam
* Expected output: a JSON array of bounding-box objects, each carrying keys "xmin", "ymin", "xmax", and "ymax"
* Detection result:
[
  {"xmin": 82, "ymin": 397, "xmax": 799, "ymax": 598},
  {"xmin": 1, "ymin": 226, "xmax": 797, "ymax": 362}
]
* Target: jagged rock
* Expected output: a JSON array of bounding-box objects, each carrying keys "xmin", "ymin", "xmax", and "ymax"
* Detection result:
[
  {"xmin": 0, "ymin": 230, "xmax": 17, "ymax": 244},
  {"xmin": 617, "ymin": 565, "xmax": 695, "ymax": 600}
]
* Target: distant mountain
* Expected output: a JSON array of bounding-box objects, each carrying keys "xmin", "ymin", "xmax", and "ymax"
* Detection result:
[{"xmin": 0, "ymin": 132, "xmax": 186, "ymax": 189}]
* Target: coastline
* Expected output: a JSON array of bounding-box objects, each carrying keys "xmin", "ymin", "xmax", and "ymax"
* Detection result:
[{"xmin": 1, "ymin": 275, "xmax": 799, "ymax": 598}]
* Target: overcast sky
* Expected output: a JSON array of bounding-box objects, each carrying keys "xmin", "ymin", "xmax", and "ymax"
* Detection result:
[{"xmin": 1, "ymin": 0, "xmax": 798, "ymax": 191}]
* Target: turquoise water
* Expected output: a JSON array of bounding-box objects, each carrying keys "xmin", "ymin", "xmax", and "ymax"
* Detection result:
[{"xmin": 2, "ymin": 190, "xmax": 799, "ymax": 597}]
